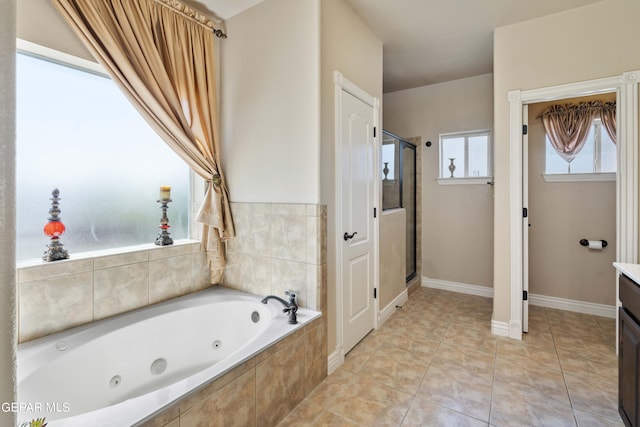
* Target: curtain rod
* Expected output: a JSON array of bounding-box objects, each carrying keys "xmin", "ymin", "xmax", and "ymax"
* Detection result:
[{"xmin": 153, "ymin": 0, "xmax": 228, "ymax": 38}]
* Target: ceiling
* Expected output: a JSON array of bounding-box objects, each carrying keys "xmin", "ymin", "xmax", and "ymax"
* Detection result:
[{"xmin": 195, "ymin": 0, "xmax": 604, "ymax": 93}]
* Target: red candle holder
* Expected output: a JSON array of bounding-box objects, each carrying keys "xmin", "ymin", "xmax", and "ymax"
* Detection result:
[{"xmin": 42, "ymin": 188, "xmax": 70, "ymax": 261}]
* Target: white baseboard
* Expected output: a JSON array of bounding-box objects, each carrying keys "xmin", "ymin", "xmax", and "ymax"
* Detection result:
[
  {"xmin": 422, "ymin": 277, "xmax": 493, "ymax": 298},
  {"xmin": 422, "ymin": 276, "xmax": 616, "ymax": 319},
  {"xmin": 529, "ymin": 293, "xmax": 616, "ymax": 319},
  {"xmin": 491, "ymin": 319, "xmax": 510, "ymax": 337},
  {"xmin": 327, "ymin": 347, "xmax": 344, "ymax": 375},
  {"xmin": 378, "ymin": 289, "xmax": 409, "ymax": 326}
]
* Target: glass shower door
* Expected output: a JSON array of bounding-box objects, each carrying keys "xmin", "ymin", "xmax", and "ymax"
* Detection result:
[{"xmin": 382, "ymin": 130, "xmax": 417, "ymax": 283}]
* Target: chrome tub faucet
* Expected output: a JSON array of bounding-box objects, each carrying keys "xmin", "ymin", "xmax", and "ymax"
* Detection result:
[{"xmin": 261, "ymin": 290, "xmax": 298, "ymax": 324}]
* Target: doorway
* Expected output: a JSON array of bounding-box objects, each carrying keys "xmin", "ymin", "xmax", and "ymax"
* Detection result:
[
  {"xmin": 507, "ymin": 71, "xmax": 639, "ymax": 339},
  {"xmin": 525, "ymin": 94, "xmax": 617, "ymax": 333},
  {"xmin": 334, "ymin": 71, "xmax": 379, "ymax": 356}
]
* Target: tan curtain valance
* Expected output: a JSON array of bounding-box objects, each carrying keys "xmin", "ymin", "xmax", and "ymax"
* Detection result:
[
  {"xmin": 538, "ymin": 101, "xmax": 616, "ymax": 164},
  {"xmin": 51, "ymin": 0, "xmax": 234, "ymax": 283}
]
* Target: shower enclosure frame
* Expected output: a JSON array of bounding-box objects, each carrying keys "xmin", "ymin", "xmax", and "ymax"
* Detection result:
[{"xmin": 382, "ymin": 130, "xmax": 417, "ymax": 283}]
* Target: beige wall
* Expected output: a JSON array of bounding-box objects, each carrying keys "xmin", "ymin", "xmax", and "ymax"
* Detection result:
[
  {"xmin": 380, "ymin": 209, "xmax": 406, "ymax": 308},
  {"xmin": 493, "ymin": 0, "xmax": 640, "ymax": 322},
  {"xmin": 320, "ymin": 0, "xmax": 383, "ymax": 356},
  {"xmin": 528, "ymin": 94, "xmax": 616, "ymax": 305},
  {"xmin": 1, "ymin": 0, "xmax": 16, "ymax": 423},
  {"xmin": 17, "ymin": 0, "xmax": 92, "ymax": 60},
  {"xmin": 384, "ymin": 74, "xmax": 494, "ymax": 288},
  {"xmin": 220, "ymin": 0, "xmax": 321, "ymax": 204}
]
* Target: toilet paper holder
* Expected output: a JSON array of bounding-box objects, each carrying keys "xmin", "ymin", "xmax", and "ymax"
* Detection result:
[{"xmin": 579, "ymin": 239, "xmax": 608, "ymax": 248}]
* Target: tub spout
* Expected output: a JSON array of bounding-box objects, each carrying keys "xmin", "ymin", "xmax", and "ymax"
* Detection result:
[{"xmin": 261, "ymin": 291, "xmax": 298, "ymax": 324}]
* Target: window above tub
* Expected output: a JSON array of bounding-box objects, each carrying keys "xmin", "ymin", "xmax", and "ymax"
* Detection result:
[
  {"xmin": 437, "ymin": 130, "xmax": 492, "ymax": 185},
  {"xmin": 16, "ymin": 40, "xmax": 197, "ymax": 261}
]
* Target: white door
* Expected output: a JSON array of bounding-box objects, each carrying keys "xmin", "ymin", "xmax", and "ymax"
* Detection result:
[
  {"xmin": 340, "ymin": 89, "xmax": 376, "ymax": 354},
  {"xmin": 522, "ymin": 105, "xmax": 529, "ymax": 333}
]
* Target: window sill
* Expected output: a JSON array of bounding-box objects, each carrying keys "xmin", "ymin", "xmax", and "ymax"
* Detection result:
[
  {"xmin": 542, "ymin": 173, "xmax": 615, "ymax": 183},
  {"xmin": 16, "ymin": 239, "xmax": 201, "ymax": 269},
  {"xmin": 437, "ymin": 177, "xmax": 493, "ymax": 185}
]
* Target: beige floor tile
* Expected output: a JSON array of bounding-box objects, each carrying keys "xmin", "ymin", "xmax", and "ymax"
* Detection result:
[
  {"xmin": 297, "ymin": 368, "xmax": 413, "ymax": 426},
  {"xmin": 490, "ymin": 385, "xmax": 576, "ymax": 427},
  {"xmin": 521, "ymin": 328, "xmax": 556, "ymax": 348},
  {"xmin": 574, "ymin": 408, "xmax": 625, "ymax": 427},
  {"xmin": 433, "ymin": 341, "xmax": 496, "ymax": 368},
  {"xmin": 442, "ymin": 324, "xmax": 499, "ymax": 353},
  {"xmin": 557, "ymin": 348, "xmax": 617, "ymax": 385},
  {"xmin": 360, "ymin": 346, "xmax": 430, "ymax": 393},
  {"xmin": 401, "ymin": 396, "xmax": 489, "ymax": 426},
  {"xmin": 277, "ymin": 288, "xmax": 621, "ymax": 427},
  {"xmin": 417, "ymin": 364, "xmax": 493, "ymax": 422},
  {"xmin": 564, "ymin": 373, "xmax": 621, "ymax": 421},
  {"xmin": 382, "ymin": 334, "xmax": 441, "ymax": 361},
  {"xmin": 279, "ymin": 408, "xmax": 360, "ymax": 427},
  {"xmin": 496, "ymin": 338, "xmax": 561, "ymax": 371},
  {"xmin": 493, "ymin": 358, "xmax": 571, "ymax": 406}
]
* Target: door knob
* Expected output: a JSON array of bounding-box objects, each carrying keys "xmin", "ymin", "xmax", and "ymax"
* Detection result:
[{"xmin": 343, "ymin": 232, "xmax": 357, "ymax": 241}]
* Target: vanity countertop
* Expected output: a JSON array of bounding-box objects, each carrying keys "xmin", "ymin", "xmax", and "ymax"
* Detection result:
[{"xmin": 614, "ymin": 262, "xmax": 640, "ymax": 284}]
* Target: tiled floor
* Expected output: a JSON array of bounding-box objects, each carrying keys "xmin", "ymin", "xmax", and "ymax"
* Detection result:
[{"xmin": 278, "ymin": 287, "xmax": 622, "ymax": 426}]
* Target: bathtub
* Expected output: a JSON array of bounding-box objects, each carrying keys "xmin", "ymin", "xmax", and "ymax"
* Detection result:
[{"xmin": 16, "ymin": 286, "xmax": 321, "ymax": 426}]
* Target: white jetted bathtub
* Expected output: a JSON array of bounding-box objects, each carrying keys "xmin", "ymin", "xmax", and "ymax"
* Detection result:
[{"xmin": 17, "ymin": 287, "xmax": 320, "ymax": 426}]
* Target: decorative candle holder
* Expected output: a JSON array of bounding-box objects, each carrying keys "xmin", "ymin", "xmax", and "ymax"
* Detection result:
[
  {"xmin": 42, "ymin": 188, "xmax": 70, "ymax": 262},
  {"xmin": 155, "ymin": 186, "xmax": 173, "ymax": 246}
]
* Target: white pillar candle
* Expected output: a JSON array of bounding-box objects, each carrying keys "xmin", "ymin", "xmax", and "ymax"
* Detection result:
[{"xmin": 160, "ymin": 186, "xmax": 171, "ymax": 201}]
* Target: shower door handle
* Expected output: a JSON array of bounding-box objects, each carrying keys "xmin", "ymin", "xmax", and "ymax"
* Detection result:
[{"xmin": 343, "ymin": 232, "xmax": 357, "ymax": 241}]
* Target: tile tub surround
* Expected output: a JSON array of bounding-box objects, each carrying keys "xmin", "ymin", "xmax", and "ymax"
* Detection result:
[
  {"xmin": 17, "ymin": 240, "xmax": 210, "ymax": 343},
  {"xmin": 224, "ymin": 203, "xmax": 327, "ymax": 313},
  {"xmin": 280, "ymin": 287, "xmax": 622, "ymax": 426},
  {"xmin": 140, "ymin": 316, "xmax": 327, "ymax": 427}
]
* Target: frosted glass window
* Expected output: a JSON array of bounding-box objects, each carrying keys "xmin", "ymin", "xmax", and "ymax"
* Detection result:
[
  {"xmin": 545, "ymin": 118, "xmax": 617, "ymax": 174},
  {"xmin": 16, "ymin": 52, "xmax": 189, "ymax": 261},
  {"xmin": 439, "ymin": 131, "xmax": 491, "ymax": 178}
]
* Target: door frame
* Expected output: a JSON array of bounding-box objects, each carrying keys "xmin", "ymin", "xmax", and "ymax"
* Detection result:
[
  {"xmin": 334, "ymin": 71, "xmax": 380, "ymax": 364},
  {"xmin": 507, "ymin": 71, "xmax": 640, "ymax": 340}
]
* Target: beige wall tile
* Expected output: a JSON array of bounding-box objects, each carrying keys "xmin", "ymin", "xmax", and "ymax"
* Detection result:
[
  {"xmin": 241, "ymin": 255, "xmax": 272, "ymax": 296},
  {"xmin": 179, "ymin": 357, "xmax": 256, "ymax": 414},
  {"xmin": 255, "ymin": 328, "xmax": 305, "ymax": 365},
  {"xmin": 271, "ymin": 259, "xmax": 306, "ymax": 305},
  {"xmin": 222, "ymin": 251, "xmax": 244, "ymax": 290},
  {"xmin": 269, "ymin": 214, "xmax": 306, "ymax": 262},
  {"xmin": 305, "ymin": 264, "xmax": 321, "ymax": 312},
  {"xmin": 19, "ymin": 271, "xmax": 93, "ymax": 342},
  {"xmin": 148, "ymin": 242, "xmax": 195, "ymax": 260},
  {"xmin": 138, "ymin": 402, "xmax": 179, "ymax": 427},
  {"xmin": 93, "ymin": 250, "xmax": 148, "ymax": 270},
  {"xmin": 190, "ymin": 250, "xmax": 211, "ymax": 290},
  {"xmin": 272, "ymin": 203, "xmax": 306, "ymax": 216},
  {"xmin": 306, "ymin": 216, "xmax": 326, "ymax": 265},
  {"xmin": 17, "ymin": 242, "xmax": 213, "ymax": 340},
  {"xmin": 225, "ymin": 202, "xmax": 325, "ymax": 314},
  {"xmin": 18, "ymin": 259, "xmax": 93, "ymax": 283},
  {"xmin": 149, "ymin": 254, "xmax": 192, "ymax": 304},
  {"xmin": 304, "ymin": 322, "xmax": 326, "ymax": 394},
  {"xmin": 180, "ymin": 369, "xmax": 256, "ymax": 427},
  {"xmin": 256, "ymin": 338, "xmax": 306, "ymax": 427},
  {"xmin": 94, "ymin": 262, "xmax": 149, "ymax": 320}
]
